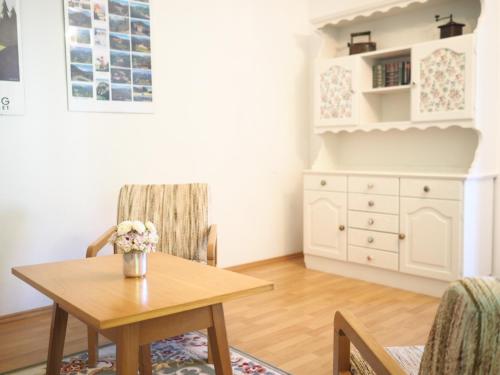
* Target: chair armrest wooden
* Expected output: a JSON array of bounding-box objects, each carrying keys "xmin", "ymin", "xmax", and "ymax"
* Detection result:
[
  {"xmin": 86, "ymin": 226, "xmax": 117, "ymax": 258},
  {"xmin": 207, "ymin": 224, "xmax": 217, "ymax": 267},
  {"xmin": 334, "ymin": 310, "xmax": 405, "ymax": 375}
]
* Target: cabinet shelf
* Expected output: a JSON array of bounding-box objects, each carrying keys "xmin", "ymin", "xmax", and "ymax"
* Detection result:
[{"xmin": 362, "ymin": 85, "xmax": 411, "ymax": 95}]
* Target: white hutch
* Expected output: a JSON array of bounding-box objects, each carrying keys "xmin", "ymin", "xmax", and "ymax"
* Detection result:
[{"xmin": 304, "ymin": 0, "xmax": 498, "ymax": 296}]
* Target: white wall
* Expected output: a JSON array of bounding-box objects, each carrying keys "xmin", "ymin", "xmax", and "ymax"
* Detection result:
[{"xmin": 0, "ymin": 0, "xmax": 312, "ymax": 315}]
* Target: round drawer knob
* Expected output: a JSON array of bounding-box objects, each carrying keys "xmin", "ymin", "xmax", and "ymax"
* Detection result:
[
  {"xmin": 339, "ymin": 225, "xmax": 345, "ymax": 231},
  {"xmin": 367, "ymin": 183, "xmax": 374, "ymax": 189},
  {"xmin": 367, "ymin": 255, "xmax": 373, "ymax": 261},
  {"xmin": 368, "ymin": 201, "xmax": 375, "ymax": 207},
  {"xmin": 399, "ymin": 233, "xmax": 406, "ymax": 240},
  {"xmin": 367, "ymin": 218, "xmax": 375, "ymax": 225},
  {"xmin": 367, "ymin": 237, "xmax": 374, "ymax": 244},
  {"xmin": 320, "ymin": 180, "xmax": 327, "ymax": 186},
  {"xmin": 423, "ymin": 186, "xmax": 430, "ymax": 193}
]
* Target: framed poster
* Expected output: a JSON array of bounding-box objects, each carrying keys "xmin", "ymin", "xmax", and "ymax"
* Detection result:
[
  {"xmin": 63, "ymin": 0, "xmax": 153, "ymax": 113},
  {"xmin": 0, "ymin": 0, "xmax": 24, "ymax": 115}
]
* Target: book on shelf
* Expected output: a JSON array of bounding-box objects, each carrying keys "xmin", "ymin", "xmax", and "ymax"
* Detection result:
[{"xmin": 372, "ymin": 60, "xmax": 411, "ymax": 88}]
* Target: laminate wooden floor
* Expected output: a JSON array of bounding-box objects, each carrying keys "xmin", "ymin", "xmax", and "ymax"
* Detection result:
[{"xmin": 0, "ymin": 257, "xmax": 439, "ymax": 374}]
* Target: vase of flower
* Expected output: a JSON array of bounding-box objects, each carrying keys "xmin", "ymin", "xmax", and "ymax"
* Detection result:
[
  {"xmin": 110, "ymin": 220, "xmax": 159, "ymax": 278},
  {"xmin": 123, "ymin": 251, "xmax": 148, "ymax": 278}
]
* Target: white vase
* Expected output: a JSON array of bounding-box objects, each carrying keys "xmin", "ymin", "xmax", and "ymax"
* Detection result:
[{"xmin": 123, "ymin": 251, "xmax": 148, "ymax": 278}]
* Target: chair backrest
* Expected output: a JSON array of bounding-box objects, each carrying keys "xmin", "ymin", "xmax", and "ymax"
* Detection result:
[
  {"xmin": 419, "ymin": 277, "xmax": 500, "ymax": 375},
  {"xmin": 116, "ymin": 184, "xmax": 209, "ymax": 262}
]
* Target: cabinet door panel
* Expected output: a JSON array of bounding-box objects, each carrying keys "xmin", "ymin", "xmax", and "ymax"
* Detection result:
[
  {"xmin": 412, "ymin": 34, "xmax": 474, "ymax": 122},
  {"xmin": 304, "ymin": 190, "xmax": 347, "ymax": 260},
  {"xmin": 400, "ymin": 198, "xmax": 460, "ymax": 281},
  {"xmin": 314, "ymin": 56, "xmax": 359, "ymax": 128}
]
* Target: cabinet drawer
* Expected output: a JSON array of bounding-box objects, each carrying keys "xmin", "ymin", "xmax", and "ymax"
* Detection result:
[
  {"xmin": 348, "ymin": 211, "xmax": 399, "ymax": 233},
  {"xmin": 348, "ymin": 228, "xmax": 399, "ymax": 253},
  {"xmin": 304, "ymin": 175, "xmax": 347, "ymax": 192},
  {"xmin": 400, "ymin": 178, "xmax": 463, "ymax": 200},
  {"xmin": 348, "ymin": 176, "xmax": 399, "ymax": 196},
  {"xmin": 349, "ymin": 193, "xmax": 399, "ymax": 214},
  {"xmin": 348, "ymin": 246, "xmax": 399, "ymax": 271}
]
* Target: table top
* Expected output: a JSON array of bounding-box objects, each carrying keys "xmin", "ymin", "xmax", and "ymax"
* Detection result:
[{"xmin": 12, "ymin": 253, "xmax": 273, "ymax": 329}]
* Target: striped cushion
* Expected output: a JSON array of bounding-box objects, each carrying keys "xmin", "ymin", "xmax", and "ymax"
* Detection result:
[
  {"xmin": 116, "ymin": 184, "xmax": 209, "ymax": 262},
  {"xmin": 350, "ymin": 346, "xmax": 424, "ymax": 375}
]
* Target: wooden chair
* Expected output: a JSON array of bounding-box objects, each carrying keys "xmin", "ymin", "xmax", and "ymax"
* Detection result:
[
  {"xmin": 85, "ymin": 184, "xmax": 217, "ymax": 373},
  {"xmin": 333, "ymin": 277, "xmax": 500, "ymax": 375}
]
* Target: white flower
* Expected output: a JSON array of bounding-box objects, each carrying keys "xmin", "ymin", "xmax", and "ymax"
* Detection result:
[
  {"xmin": 117, "ymin": 221, "xmax": 133, "ymax": 236},
  {"xmin": 145, "ymin": 221, "xmax": 157, "ymax": 233},
  {"xmin": 132, "ymin": 220, "xmax": 146, "ymax": 234},
  {"xmin": 148, "ymin": 232, "xmax": 159, "ymax": 244}
]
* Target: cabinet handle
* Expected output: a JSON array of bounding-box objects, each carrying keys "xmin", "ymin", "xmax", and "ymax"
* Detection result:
[
  {"xmin": 423, "ymin": 186, "xmax": 430, "ymax": 193},
  {"xmin": 320, "ymin": 180, "xmax": 327, "ymax": 186},
  {"xmin": 412, "ymin": 81, "xmax": 417, "ymax": 86},
  {"xmin": 367, "ymin": 255, "xmax": 373, "ymax": 261},
  {"xmin": 339, "ymin": 225, "xmax": 345, "ymax": 231},
  {"xmin": 367, "ymin": 218, "xmax": 375, "ymax": 225},
  {"xmin": 368, "ymin": 200, "xmax": 375, "ymax": 207},
  {"xmin": 367, "ymin": 236, "xmax": 374, "ymax": 244},
  {"xmin": 367, "ymin": 183, "xmax": 374, "ymax": 189},
  {"xmin": 399, "ymin": 234, "xmax": 406, "ymax": 240}
]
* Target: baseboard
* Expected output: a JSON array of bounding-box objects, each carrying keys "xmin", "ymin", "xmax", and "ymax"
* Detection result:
[
  {"xmin": 0, "ymin": 305, "xmax": 52, "ymax": 324},
  {"xmin": 225, "ymin": 252, "xmax": 304, "ymax": 272},
  {"xmin": 305, "ymin": 254, "xmax": 448, "ymax": 297}
]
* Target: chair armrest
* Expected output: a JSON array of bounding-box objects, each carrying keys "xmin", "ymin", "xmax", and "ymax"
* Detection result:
[
  {"xmin": 334, "ymin": 310, "xmax": 405, "ymax": 375},
  {"xmin": 207, "ymin": 224, "xmax": 217, "ymax": 267},
  {"xmin": 86, "ymin": 226, "xmax": 117, "ymax": 258}
]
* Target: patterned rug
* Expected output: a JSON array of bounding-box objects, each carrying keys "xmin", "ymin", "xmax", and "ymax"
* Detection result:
[{"xmin": 4, "ymin": 332, "xmax": 290, "ymax": 375}]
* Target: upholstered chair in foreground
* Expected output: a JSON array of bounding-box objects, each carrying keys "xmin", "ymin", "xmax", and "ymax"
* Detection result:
[
  {"xmin": 85, "ymin": 184, "xmax": 217, "ymax": 373},
  {"xmin": 333, "ymin": 277, "xmax": 500, "ymax": 375}
]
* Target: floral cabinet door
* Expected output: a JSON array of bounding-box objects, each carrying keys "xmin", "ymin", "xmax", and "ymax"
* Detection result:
[
  {"xmin": 411, "ymin": 34, "xmax": 474, "ymax": 122},
  {"xmin": 314, "ymin": 56, "xmax": 359, "ymax": 128}
]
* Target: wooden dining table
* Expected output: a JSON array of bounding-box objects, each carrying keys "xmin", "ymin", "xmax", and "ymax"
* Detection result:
[{"xmin": 12, "ymin": 252, "xmax": 273, "ymax": 375}]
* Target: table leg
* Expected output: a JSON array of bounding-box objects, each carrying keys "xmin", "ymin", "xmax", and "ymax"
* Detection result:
[
  {"xmin": 139, "ymin": 344, "xmax": 152, "ymax": 375},
  {"xmin": 207, "ymin": 304, "xmax": 232, "ymax": 375},
  {"xmin": 46, "ymin": 303, "xmax": 68, "ymax": 375},
  {"xmin": 87, "ymin": 326, "xmax": 99, "ymax": 367},
  {"xmin": 116, "ymin": 324, "xmax": 140, "ymax": 375}
]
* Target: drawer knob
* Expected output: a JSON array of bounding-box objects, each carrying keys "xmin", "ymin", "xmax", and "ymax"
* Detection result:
[
  {"xmin": 367, "ymin": 183, "xmax": 374, "ymax": 189},
  {"xmin": 367, "ymin": 255, "xmax": 373, "ymax": 261},
  {"xmin": 367, "ymin": 218, "xmax": 375, "ymax": 225},
  {"xmin": 339, "ymin": 225, "xmax": 345, "ymax": 231},
  {"xmin": 367, "ymin": 236, "xmax": 374, "ymax": 244},
  {"xmin": 368, "ymin": 200, "xmax": 375, "ymax": 207},
  {"xmin": 320, "ymin": 180, "xmax": 327, "ymax": 186},
  {"xmin": 399, "ymin": 233, "xmax": 406, "ymax": 240},
  {"xmin": 423, "ymin": 186, "xmax": 430, "ymax": 193}
]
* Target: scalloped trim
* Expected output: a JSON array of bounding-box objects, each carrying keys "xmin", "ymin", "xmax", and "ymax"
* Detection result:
[
  {"xmin": 314, "ymin": 122, "xmax": 478, "ymax": 135},
  {"xmin": 312, "ymin": 0, "xmax": 429, "ymax": 29}
]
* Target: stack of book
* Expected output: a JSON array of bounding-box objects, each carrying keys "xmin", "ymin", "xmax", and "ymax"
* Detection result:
[{"xmin": 372, "ymin": 60, "xmax": 411, "ymax": 88}]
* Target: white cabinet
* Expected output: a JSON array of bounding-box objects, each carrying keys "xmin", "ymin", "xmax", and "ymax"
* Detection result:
[
  {"xmin": 313, "ymin": 34, "xmax": 476, "ymax": 132},
  {"xmin": 411, "ymin": 34, "xmax": 475, "ymax": 122},
  {"xmin": 304, "ymin": 190, "xmax": 347, "ymax": 260},
  {"xmin": 314, "ymin": 56, "xmax": 359, "ymax": 128},
  {"xmin": 399, "ymin": 197, "xmax": 460, "ymax": 281},
  {"xmin": 304, "ymin": 173, "xmax": 494, "ymax": 289}
]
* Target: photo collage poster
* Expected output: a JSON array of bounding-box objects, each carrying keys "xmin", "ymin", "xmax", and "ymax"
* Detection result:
[
  {"xmin": 0, "ymin": 0, "xmax": 24, "ymax": 115},
  {"xmin": 64, "ymin": 0, "xmax": 153, "ymax": 113}
]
